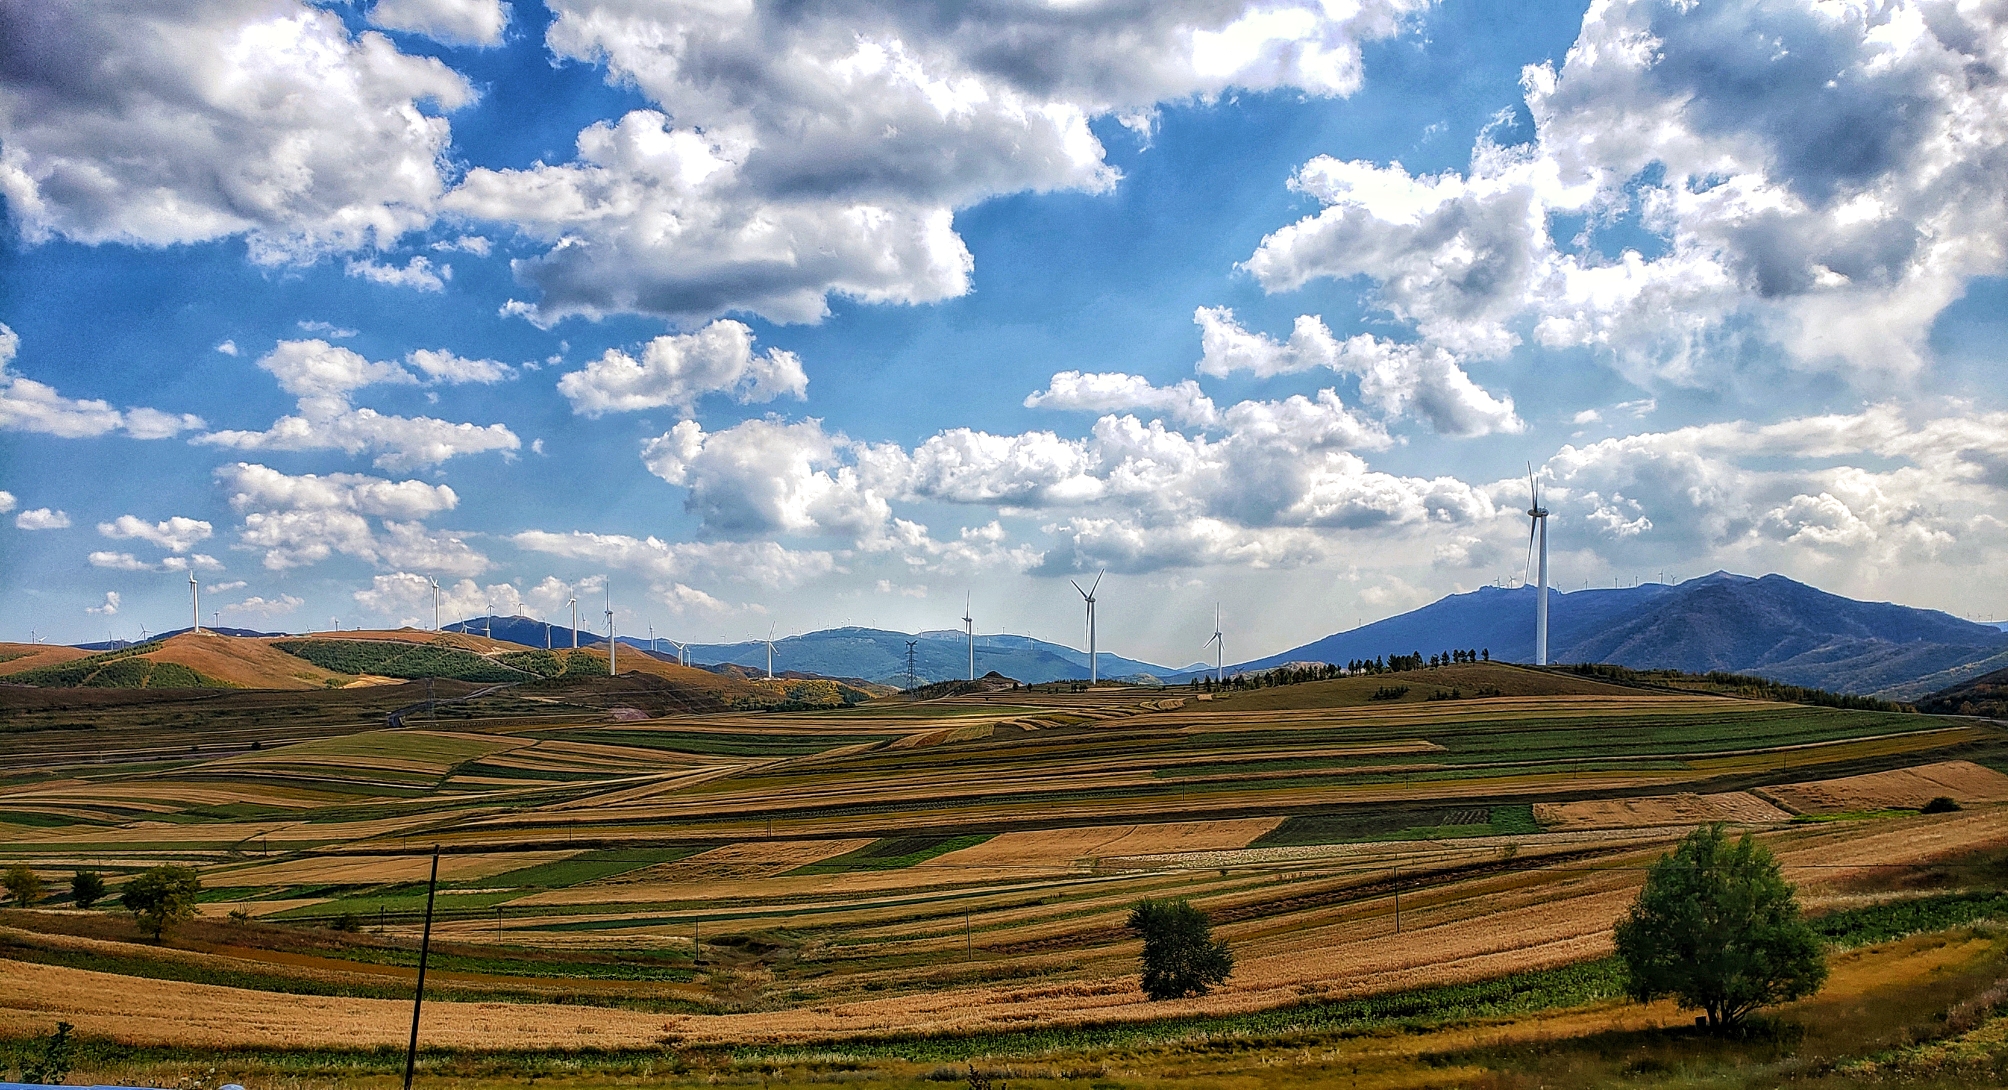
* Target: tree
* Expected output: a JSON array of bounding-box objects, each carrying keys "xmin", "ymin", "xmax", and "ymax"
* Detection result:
[
  {"xmin": 120, "ymin": 864, "xmax": 202, "ymax": 942},
  {"xmin": 18, "ymin": 1022, "xmax": 74, "ymax": 1086},
  {"xmin": 2, "ymin": 864, "xmax": 43, "ymax": 906},
  {"xmin": 1129, "ymin": 897, "xmax": 1234, "ymax": 1000},
  {"xmin": 71, "ymin": 870, "xmax": 105, "ymax": 909},
  {"xmin": 1613, "ymin": 824, "xmax": 1827, "ymax": 1030}
]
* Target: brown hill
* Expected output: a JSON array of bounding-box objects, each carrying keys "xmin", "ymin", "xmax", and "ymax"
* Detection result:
[
  {"xmin": 1203, "ymin": 661, "xmax": 1658, "ymax": 710},
  {"xmin": 271, "ymin": 628, "xmax": 524, "ymax": 654},
  {"xmin": 0, "ymin": 642, "xmax": 89, "ymax": 677},
  {"xmin": 145, "ymin": 632, "xmax": 354, "ymax": 690}
]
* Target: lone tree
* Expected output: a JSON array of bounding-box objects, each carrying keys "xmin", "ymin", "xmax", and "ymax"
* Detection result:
[
  {"xmin": 2, "ymin": 864, "xmax": 44, "ymax": 906},
  {"xmin": 1614, "ymin": 824, "xmax": 1826, "ymax": 1030},
  {"xmin": 1129, "ymin": 897, "xmax": 1234, "ymax": 999},
  {"xmin": 71, "ymin": 870, "xmax": 106, "ymax": 909},
  {"xmin": 120, "ymin": 865, "xmax": 202, "ymax": 942}
]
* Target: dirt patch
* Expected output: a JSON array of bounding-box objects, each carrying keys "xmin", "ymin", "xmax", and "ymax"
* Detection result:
[
  {"xmin": 1535, "ymin": 791, "xmax": 1792, "ymax": 831},
  {"xmin": 1760, "ymin": 760, "xmax": 2008, "ymax": 815}
]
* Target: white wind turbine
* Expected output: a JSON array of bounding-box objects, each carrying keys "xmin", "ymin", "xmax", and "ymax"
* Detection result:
[
  {"xmin": 430, "ymin": 577, "xmax": 440, "ymax": 632},
  {"xmin": 765, "ymin": 624, "xmax": 776, "ymax": 679},
  {"xmin": 1204, "ymin": 603, "xmax": 1224, "ymax": 683},
  {"xmin": 1071, "ymin": 570, "xmax": 1104, "ymax": 686},
  {"xmin": 1525, "ymin": 464, "xmax": 1551, "ymax": 667},
  {"xmin": 670, "ymin": 640, "xmax": 688, "ymax": 667},
  {"xmin": 190, "ymin": 573, "xmax": 200, "ymax": 634},
  {"xmin": 605, "ymin": 595, "xmax": 616, "ymax": 676},
  {"xmin": 962, "ymin": 593, "xmax": 975, "ymax": 681},
  {"xmin": 568, "ymin": 596, "xmax": 579, "ymax": 649}
]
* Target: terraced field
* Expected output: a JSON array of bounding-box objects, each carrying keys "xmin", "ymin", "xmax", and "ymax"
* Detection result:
[{"xmin": 2, "ymin": 661, "xmax": 2006, "ymax": 1067}]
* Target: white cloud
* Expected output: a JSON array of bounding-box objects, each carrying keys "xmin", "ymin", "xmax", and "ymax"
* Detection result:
[
  {"xmin": 86, "ymin": 591, "xmax": 120, "ymax": 616},
  {"xmin": 1245, "ymin": 0, "xmax": 2008, "ymax": 383},
  {"xmin": 197, "ymin": 340, "xmax": 519, "ymax": 469},
  {"xmin": 432, "ymin": 234, "xmax": 491, "ymax": 256},
  {"xmin": 98, "ymin": 514, "xmax": 213, "ymax": 553},
  {"xmin": 216, "ymin": 340, "xmax": 239, "ymax": 357},
  {"xmin": 0, "ymin": 1, "xmax": 473, "ymax": 263},
  {"xmin": 205, "ymin": 580, "xmax": 248, "ymax": 593},
  {"xmin": 406, "ymin": 348, "xmax": 512, "ymax": 385},
  {"xmin": 0, "ymin": 491, "xmax": 13, "ymax": 513},
  {"xmin": 1193, "ymin": 307, "xmax": 1522, "ymax": 437},
  {"xmin": 0, "ymin": 323, "xmax": 205, "ymax": 439},
  {"xmin": 15, "ymin": 508, "xmax": 70, "ymax": 530},
  {"xmin": 368, "ymin": 0, "xmax": 511, "ymax": 48},
  {"xmin": 215, "ymin": 462, "xmax": 482, "ymax": 572},
  {"xmin": 220, "ymin": 594, "xmax": 305, "ymax": 619},
  {"xmin": 641, "ymin": 418, "xmax": 892, "ymax": 540},
  {"xmin": 446, "ymin": 1, "xmax": 1426, "ymax": 325},
  {"xmin": 87, "ymin": 552, "xmax": 153, "ymax": 572},
  {"xmin": 297, "ymin": 320, "xmax": 359, "ymax": 339},
  {"xmin": 1024, "ymin": 372, "xmax": 1218, "ymax": 427},
  {"xmin": 88, "ymin": 551, "xmax": 222, "ymax": 573},
  {"xmin": 346, "ymin": 254, "xmax": 449, "ymax": 291},
  {"xmin": 558, "ymin": 320, "xmax": 807, "ymax": 416}
]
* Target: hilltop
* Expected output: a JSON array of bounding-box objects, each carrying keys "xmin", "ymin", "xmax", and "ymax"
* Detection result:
[{"xmin": 1220, "ymin": 572, "xmax": 2008, "ymax": 698}]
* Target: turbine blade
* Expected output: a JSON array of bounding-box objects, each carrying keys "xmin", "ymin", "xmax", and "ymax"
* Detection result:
[
  {"xmin": 1071, "ymin": 578, "xmax": 1087, "ymax": 598},
  {"xmin": 1525, "ymin": 517, "xmax": 1537, "ymax": 584},
  {"xmin": 1089, "ymin": 569, "xmax": 1104, "ymax": 596}
]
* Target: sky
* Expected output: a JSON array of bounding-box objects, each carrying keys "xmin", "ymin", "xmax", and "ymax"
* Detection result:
[{"xmin": 2, "ymin": 0, "xmax": 2006, "ymax": 664}]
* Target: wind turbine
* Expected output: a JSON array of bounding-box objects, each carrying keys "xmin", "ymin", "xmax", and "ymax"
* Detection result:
[
  {"xmin": 430, "ymin": 577, "xmax": 440, "ymax": 632},
  {"xmin": 649, "ymin": 624, "xmax": 656, "ymax": 655},
  {"xmin": 670, "ymin": 640, "xmax": 688, "ymax": 667},
  {"xmin": 962, "ymin": 593, "xmax": 975, "ymax": 681},
  {"xmin": 568, "ymin": 596, "xmax": 579, "ymax": 648},
  {"xmin": 190, "ymin": 573, "xmax": 200, "ymax": 634},
  {"xmin": 1525, "ymin": 464, "xmax": 1550, "ymax": 667},
  {"xmin": 765, "ymin": 625, "xmax": 776, "ymax": 680},
  {"xmin": 1204, "ymin": 603, "xmax": 1224, "ymax": 683},
  {"xmin": 484, "ymin": 598, "xmax": 493, "ymax": 640},
  {"xmin": 1070, "ymin": 570, "xmax": 1104, "ymax": 686},
  {"xmin": 605, "ymin": 595, "xmax": 616, "ymax": 676}
]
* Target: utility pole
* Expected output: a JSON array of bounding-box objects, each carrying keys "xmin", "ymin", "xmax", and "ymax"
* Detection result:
[{"xmin": 402, "ymin": 847, "xmax": 440, "ymax": 1090}]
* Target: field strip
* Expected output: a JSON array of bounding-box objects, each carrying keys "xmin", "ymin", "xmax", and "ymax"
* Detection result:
[
  {"xmin": 1534, "ymin": 791, "xmax": 1793, "ymax": 830},
  {"xmin": 936, "ymin": 819, "xmax": 1285, "ymax": 868},
  {"xmin": 207, "ymin": 850, "xmax": 583, "ymax": 886},
  {"xmin": 1758, "ymin": 760, "xmax": 2008, "ymax": 815}
]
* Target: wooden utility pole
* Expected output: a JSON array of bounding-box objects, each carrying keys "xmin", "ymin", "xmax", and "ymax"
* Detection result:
[{"xmin": 403, "ymin": 848, "xmax": 440, "ymax": 1090}]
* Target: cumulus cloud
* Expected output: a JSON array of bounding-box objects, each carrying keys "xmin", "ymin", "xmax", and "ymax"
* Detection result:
[
  {"xmin": 0, "ymin": 491, "xmax": 13, "ymax": 513},
  {"xmin": 0, "ymin": 323, "xmax": 205, "ymax": 439},
  {"xmin": 0, "ymin": 0, "xmax": 473, "ymax": 263},
  {"xmin": 446, "ymin": 1, "xmax": 1426, "ymax": 324},
  {"xmin": 1245, "ymin": 0, "xmax": 2008, "ymax": 383},
  {"xmin": 642, "ymin": 418, "xmax": 893, "ymax": 540},
  {"xmin": 220, "ymin": 593, "xmax": 304, "ymax": 618},
  {"xmin": 1193, "ymin": 308, "xmax": 1521, "ymax": 436},
  {"xmin": 346, "ymin": 254, "xmax": 448, "ymax": 291},
  {"xmin": 512, "ymin": 530, "xmax": 837, "ymax": 593},
  {"xmin": 1024, "ymin": 372, "xmax": 1218, "ymax": 427},
  {"xmin": 88, "ymin": 550, "xmax": 222, "ymax": 573},
  {"xmin": 558, "ymin": 320, "xmax": 807, "ymax": 416},
  {"xmin": 197, "ymin": 340, "xmax": 518, "ymax": 470},
  {"xmin": 85, "ymin": 591, "xmax": 120, "ymax": 616},
  {"xmin": 406, "ymin": 349, "xmax": 512, "ymax": 385},
  {"xmin": 98, "ymin": 514, "xmax": 213, "ymax": 553},
  {"xmin": 368, "ymin": 0, "xmax": 511, "ymax": 48},
  {"xmin": 14, "ymin": 507, "xmax": 68, "ymax": 530},
  {"xmin": 215, "ymin": 462, "xmax": 483, "ymax": 573}
]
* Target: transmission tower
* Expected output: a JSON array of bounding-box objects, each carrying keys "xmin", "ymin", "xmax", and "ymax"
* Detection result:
[{"xmin": 904, "ymin": 640, "xmax": 919, "ymax": 690}]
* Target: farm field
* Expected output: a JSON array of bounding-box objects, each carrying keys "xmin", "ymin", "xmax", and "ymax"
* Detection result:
[{"xmin": 3, "ymin": 658, "xmax": 2008, "ymax": 1085}]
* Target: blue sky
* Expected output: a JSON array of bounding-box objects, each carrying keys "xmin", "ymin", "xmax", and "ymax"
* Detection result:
[{"xmin": 3, "ymin": 0, "xmax": 2006, "ymax": 662}]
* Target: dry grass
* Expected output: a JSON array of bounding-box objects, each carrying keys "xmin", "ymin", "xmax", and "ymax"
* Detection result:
[
  {"xmin": 1535, "ymin": 791, "xmax": 1793, "ymax": 831},
  {"xmin": 208, "ymin": 851, "xmax": 581, "ymax": 887},
  {"xmin": 1762, "ymin": 760, "xmax": 2008, "ymax": 814},
  {"xmin": 142, "ymin": 632, "xmax": 352, "ymax": 689},
  {"xmin": 938, "ymin": 818, "xmax": 1285, "ymax": 868},
  {"xmin": 0, "ymin": 642, "xmax": 89, "ymax": 676}
]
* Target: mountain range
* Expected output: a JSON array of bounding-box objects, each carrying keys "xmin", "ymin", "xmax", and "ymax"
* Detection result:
[{"xmin": 320, "ymin": 572, "xmax": 2008, "ymax": 698}]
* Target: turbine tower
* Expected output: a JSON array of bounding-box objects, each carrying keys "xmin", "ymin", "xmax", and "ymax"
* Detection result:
[
  {"xmin": 1525, "ymin": 465, "xmax": 1550, "ymax": 667},
  {"xmin": 430, "ymin": 577, "xmax": 440, "ymax": 632},
  {"xmin": 1204, "ymin": 603, "xmax": 1224, "ymax": 683},
  {"xmin": 568, "ymin": 596, "xmax": 579, "ymax": 648},
  {"xmin": 1070, "ymin": 570, "xmax": 1104, "ymax": 686},
  {"xmin": 605, "ymin": 597, "xmax": 616, "ymax": 676},
  {"xmin": 962, "ymin": 593, "xmax": 975, "ymax": 681},
  {"xmin": 765, "ymin": 625, "xmax": 776, "ymax": 680},
  {"xmin": 190, "ymin": 573, "xmax": 200, "ymax": 634}
]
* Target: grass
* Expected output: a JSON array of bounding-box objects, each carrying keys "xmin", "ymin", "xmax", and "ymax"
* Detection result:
[
  {"xmin": 788, "ymin": 835, "xmax": 994, "ymax": 875},
  {"xmin": 1253, "ymin": 804, "xmax": 1542, "ymax": 847},
  {"xmin": 481, "ymin": 846, "xmax": 696, "ymax": 888}
]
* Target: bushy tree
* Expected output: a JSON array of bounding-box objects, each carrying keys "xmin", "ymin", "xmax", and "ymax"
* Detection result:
[
  {"xmin": 120, "ymin": 865, "xmax": 202, "ymax": 942},
  {"xmin": 1614, "ymin": 824, "xmax": 1826, "ymax": 1029},
  {"xmin": 1129, "ymin": 898, "xmax": 1234, "ymax": 1000},
  {"xmin": 70, "ymin": 870, "xmax": 105, "ymax": 909},
  {"xmin": 2, "ymin": 864, "xmax": 43, "ymax": 906}
]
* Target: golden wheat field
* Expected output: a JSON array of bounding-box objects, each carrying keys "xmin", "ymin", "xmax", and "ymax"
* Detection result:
[{"xmin": 4, "ymin": 651, "xmax": 2008, "ymax": 1087}]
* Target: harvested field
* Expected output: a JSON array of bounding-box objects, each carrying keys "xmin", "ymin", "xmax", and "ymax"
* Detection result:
[
  {"xmin": 1761, "ymin": 760, "xmax": 2008, "ymax": 814},
  {"xmin": 613, "ymin": 838, "xmax": 878, "ymax": 880},
  {"xmin": 1535, "ymin": 791, "xmax": 1792, "ymax": 830},
  {"xmin": 209, "ymin": 851, "xmax": 582, "ymax": 887},
  {"xmin": 937, "ymin": 818, "xmax": 1284, "ymax": 868}
]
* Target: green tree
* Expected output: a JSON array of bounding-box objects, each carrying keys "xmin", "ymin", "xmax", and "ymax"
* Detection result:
[
  {"xmin": 1614, "ymin": 824, "xmax": 1827, "ymax": 1030},
  {"xmin": 18, "ymin": 1022, "xmax": 74, "ymax": 1085},
  {"xmin": 120, "ymin": 865, "xmax": 202, "ymax": 942},
  {"xmin": 70, "ymin": 870, "xmax": 105, "ymax": 909},
  {"xmin": 2, "ymin": 864, "xmax": 44, "ymax": 906},
  {"xmin": 1129, "ymin": 897, "xmax": 1234, "ymax": 1000}
]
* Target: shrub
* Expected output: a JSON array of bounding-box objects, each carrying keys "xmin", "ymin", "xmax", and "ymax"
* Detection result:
[
  {"xmin": 1921, "ymin": 796, "xmax": 1962, "ymax": 814},
  {"xmin": 1613, "ymin": 824, "xmax": 1826, "ymax": 1029},
  {"xmin": 70, "ymin": 870, "xmax": 104, "ymax": 909},
  {"xmin": 18, "ymin": 1022, "xmax": 73, "ymax": 1086},
  {"xmin": 1129, "ymin": 898, "xmax": 1234, "ymax": 1000},
  {"xmin": 120, "ymin": 864, "xmax": 203, "ymax": 942},
  {"xmin": 2, "ymin": 864, "xmax": 44, "ymax": 906}
]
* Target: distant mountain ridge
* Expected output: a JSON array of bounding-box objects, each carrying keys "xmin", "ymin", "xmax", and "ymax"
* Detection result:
[{"xmin": 1216, "ymin": 572, "xmax": 2008, "ymax": 698}]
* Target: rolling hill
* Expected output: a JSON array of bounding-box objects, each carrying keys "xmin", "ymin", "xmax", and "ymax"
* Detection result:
[{"xmin": 1217, "ymin": 572, "xmax": 2008, "ymax": 698}]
